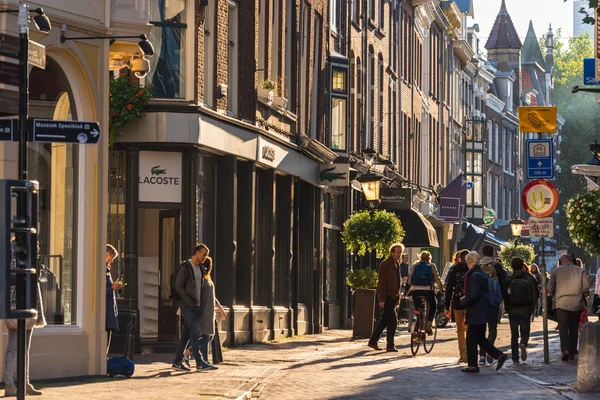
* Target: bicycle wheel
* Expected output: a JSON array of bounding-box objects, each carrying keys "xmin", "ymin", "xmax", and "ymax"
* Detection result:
[
  {"xmin": 410, "ymin": 332, "xmax": 421, "ymax": 356},
  {"xmin": 423, "ymin": 312, "xmax": 438, "ymax": 354}
]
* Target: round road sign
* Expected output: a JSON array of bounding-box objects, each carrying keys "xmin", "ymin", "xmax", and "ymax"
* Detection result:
[
  {"xmin": 522, "ymin": 179, "xmax": 559, "ymax": 218},
  {"xmin": 483, "ymin": 208, "xmax": 496, "ymax": 225}
]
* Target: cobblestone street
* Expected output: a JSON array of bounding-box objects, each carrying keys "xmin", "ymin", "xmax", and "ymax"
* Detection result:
[{"xmin": 16, "ymin": 317, "xmax": 599, "ymax": 399}]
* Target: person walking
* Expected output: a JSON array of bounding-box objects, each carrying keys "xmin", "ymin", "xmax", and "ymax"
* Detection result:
[
  {"xmin": 4, "ymin": 241, "xmax": 46, "ymax": 397},
  {"xmin": 368, "ymin": 243, "xmax": 404, "ymax": 352},
  {"xmin": 460, "ymin": 251, "xmax": 507, "ymax": 373},
  {"xmin": 529, "ymin": 264, "xmax": 543, "ymax": 317},
  {"xmin": 550, "ymin": 254, "xmax": 590, "ymax": 361},
  {"xmin": 444, "ymin": 249, "xmax": 470, "ymax": 363},
  {"xmin": 197, "ymin": 256, "xmax": 226, "ymax": 367},
  {"xmin": 506, "ymin": 258, "xmax": 539, "ymax": 364},
  {"xmin": 478, "ymin": 245, "xmax": 506, "ymax": 365},
  {"xmin": 172, "ymin": 243, "xmax": 213, "ymax": 371},
  {"xmin": 105, "ymin": 244, "xmax": 123, "ymax": 354}
]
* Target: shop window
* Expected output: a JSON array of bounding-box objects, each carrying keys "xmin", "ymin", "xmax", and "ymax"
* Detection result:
[
  {"xmin": 28, "ymin": 59, "xmax": 79, "ymax": 325},
  {"xmin": 197, "ymin": 155, "xmax": 216, "ymax": 247},
  {"xmin": 149, "ymin": 0, "xmax": 187, "ymax": 99}
]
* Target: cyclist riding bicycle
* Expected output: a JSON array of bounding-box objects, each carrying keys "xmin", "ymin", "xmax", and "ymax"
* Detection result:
[{"xmin": 408, "ymin": 251, "xmax": 444, "ymax": 335}]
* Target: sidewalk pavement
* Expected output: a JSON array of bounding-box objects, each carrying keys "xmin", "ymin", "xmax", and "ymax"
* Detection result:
[{"xmin": 8, "ymin": 320, "xmax": 600, "ymax": 399}]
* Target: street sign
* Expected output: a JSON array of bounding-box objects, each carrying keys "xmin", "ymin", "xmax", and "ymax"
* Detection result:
[
  {"xmin": 529, "ymin": 217, "xmax": 554, "ymax": 238},
  {"xmin": 518, "ymin": 106, "xmax": 557, "ymax": 133},
  {"xmin": 526, "ymin": 139, "xmax": 554, "ymax": 179},
  {"xmin": 483, "ymin": 208, "xmax": 496, "ymax": 226},
  {"xmin": 521, "ymin": 219, "xmax": 530, "ymax": 238},
  {"xmin": 0, "ymin": 119, "xmax": 16, "ymax": 141},
  {"xmin": 522, "ymin": 179, "xmax": 559, "ymax": 218},
  {"xmin": 0, "ymin": 60, "xmax": 20, "ymax": 87},
  {"xmin": 28, "ymin": 41, "xmax": 46, "ymax": 70},
  {"xmin": 0, "ymin": 34, "xmax": 20, "ymax": 60},
  {"xmin": 583, "ymin": 58, "xmax": 600, "ymax": 85},
  {"xmin": 31, "ymin": 119, "xmax": 101, "ymax": 144},
  {"xmin": 0, "ymin": 89, "xmax": 19, "ymax": 117}
]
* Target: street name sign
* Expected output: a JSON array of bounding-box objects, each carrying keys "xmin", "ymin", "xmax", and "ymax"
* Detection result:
[
  {"xmin": 28, "ymin": 41, "xmax": 46, "ymax": 70},
  {"xmin": 31, "ymin": 119, "xmax": 101, "ymax": 144},
  {"xmin": 0, "ymin": 119, "xmax": 16, "ymax": 141},
  {"xmin": 518, "ymin": 107, "xmax": 557, "ymax": 133},
  {"xmin": 0, "ymin": 60, "xmax": 19, "ymax": 87},
  {"xmin": 522, "ymin": 179, "xmax": 559, "ymax": 218},
  {"xmin": 583, "ymin": 58, "xmax": 600, "ymax": 85},
  {"xmin": 529, "ymin": 217, "xmax": 554, "ymax": 238},
  {"xmin": 0, "ymin": 34, "xmax": 20, "ymax": 60},
  {"xmin": 526, "ymin": 139, "xmax": 554, "ymax": 179},
  {"xmin": 0, "ymin": 88, "xmax": 19, "ymax": 117}
]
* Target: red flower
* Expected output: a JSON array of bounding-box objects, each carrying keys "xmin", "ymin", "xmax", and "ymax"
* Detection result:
[
  {"xmin": 126, "ymin": 104, "xmax": 133, "ymax": 110},
  {"xmin": 138, "ymin": 90, "xmax": 144, "ymax": 95},
  {"xmin": 112, "ymin": 113, "xmax": 117, "ymax": 117}
]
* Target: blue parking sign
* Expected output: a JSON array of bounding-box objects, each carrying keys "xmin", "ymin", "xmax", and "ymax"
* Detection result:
[{"xmin": 526, "ymin": 139, "xmax": 554, "ymax": 179}]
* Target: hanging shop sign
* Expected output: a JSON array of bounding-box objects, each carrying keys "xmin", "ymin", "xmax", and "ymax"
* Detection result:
[
  {"xmin": 521, "ymin": 179, "xmax": 559, "ymax": 218},
  {"xmin": 483, "ymin": 208, "xmax": 496, "ymax": 226},
  {"xmin": 380, "ymin": 188, "xmax": 412, "ymax": 211},
  {"xmin": 319, "ymin": 163, "xmax": 349, "ymax": 186},
  {"xmin": 139, "ymin": 151, "xmax": 182, "ymax": 203}
]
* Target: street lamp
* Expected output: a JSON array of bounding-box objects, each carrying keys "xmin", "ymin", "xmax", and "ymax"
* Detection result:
[
  {"xmin": 509, "ymin": 216, "xmax": 524, "ymax": 240},
  {"xmin": 0, "ymin": 7, "xmax": 51, "ymax": 32},
  {"xmin": 356, "ymin": 172, "xmax": 382, "ymax": 202}
]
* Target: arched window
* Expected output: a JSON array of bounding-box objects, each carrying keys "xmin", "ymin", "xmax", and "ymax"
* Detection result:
[{"xmin": 28, "ymin": 58, "xmax": 79, "ymax": 325}]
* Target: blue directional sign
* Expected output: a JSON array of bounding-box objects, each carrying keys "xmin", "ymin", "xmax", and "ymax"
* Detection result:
[
  {"xmin": 583, "ymin": 58, "xmax": 600, "ymax": 85},
  {"xmin": 526, "ymin": 139, "xmax": 554, "ymax": 179}
]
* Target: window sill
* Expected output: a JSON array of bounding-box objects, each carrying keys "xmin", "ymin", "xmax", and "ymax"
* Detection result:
[
  {"xmin": 351, "ymin": 20, "xmax": 361, "ymax": 31},
  {"xmin": 257, "ymin": 96, "xmax": 297, "ymax": 121},
  {"xmin": 375, "ymin": 27, "xmax": 386, "ymax": 37},
  {"xmin": 368, "ymin": 18, "xmax": 377, "ymax": 29}
]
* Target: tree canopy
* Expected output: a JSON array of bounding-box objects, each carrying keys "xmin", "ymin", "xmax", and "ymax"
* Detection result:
[{"xmin": 566, "ymin": 0, "xmax": 598, "ymax": 25}]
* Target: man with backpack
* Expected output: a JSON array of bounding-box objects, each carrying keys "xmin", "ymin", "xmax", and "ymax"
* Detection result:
[
  {"xmin": 460, "ymin": 251, "xmax": 507, "ymax": 373},
  {"xmin": 444, "ymin": 249, "xmax": 470, "ymax": 363},
  {"xmin": 171, "ymin": 243, "xmax": 216, "ymax": 371},
  {"xmin": 478, "ymin": 245, "xmax": 507, "ymax": 366},
  {"xmin": 505, "ymin": 258, "xmax": 539, "ymax": 363},
  {"xmin": 408, "ymin": 251, "xmax": 443, "ymax": 335}
]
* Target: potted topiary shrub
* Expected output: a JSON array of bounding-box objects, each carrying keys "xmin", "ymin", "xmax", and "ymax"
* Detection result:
[
  {"xmin": 342, "ymin": 209, "xmax": 405, "ymax": 338},
  {"xmin": 346, "ymin": 268, "xmax": 379, "ymax": 338},
  {"xmin": 498, "ymin": 240, "xmax": 536, "ymax": 270}
]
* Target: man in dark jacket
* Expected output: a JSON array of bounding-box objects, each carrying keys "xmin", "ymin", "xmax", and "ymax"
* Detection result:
[
  {"xmin": 444, "ymin": 249, "xmax": 470, "ymax": 363},
  {"xmin": 478, "ymin": 245, "xmax": 507, "ymax": 365},
  {"xmin": 506, "ymin": 258, "xmax": 539, "ymax": 363},
  {"xmin": 172, "ymin": 243, "xmax": 213, "ymax": 371},
  {"xmin": 460, "ymin": 251, "xmax": 507, "ymax": 373},
  {"xmin": 368, "ymin": 243, "xmax": 404, "ymax": 352}
]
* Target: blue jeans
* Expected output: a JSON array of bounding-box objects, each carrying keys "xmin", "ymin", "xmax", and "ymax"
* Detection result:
[
  {"xmin": 174, "ymin": 306, "xmax": 205, "ymax": 365},
  {"xmin": 199, "ymin": 334, "xmax": 214, "ymax": 363}
]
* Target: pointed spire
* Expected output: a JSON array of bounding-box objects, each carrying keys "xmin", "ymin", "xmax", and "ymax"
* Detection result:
[
  {"xmin": 485, "ymin": 0, "xmax": 523, "ymax": 50},
  {"xmin": 522, "ymin": 21, "xmax": 545, "ymax": 66}
]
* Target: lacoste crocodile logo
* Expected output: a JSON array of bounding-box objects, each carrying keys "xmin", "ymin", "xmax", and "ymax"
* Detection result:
[
  {"xmin": 320, "ymin": 167, "xmax": 346, "ymax": 182},
  {"xmin": 151, "ymin": 165, "xmax": 167, "ymax": 175}
]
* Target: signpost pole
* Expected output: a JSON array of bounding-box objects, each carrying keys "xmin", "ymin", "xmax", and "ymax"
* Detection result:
[
  {"xmin": 16, "ymin": 4, "xmax": 29, "ymax": 400},
  {"xmin": 541, "ymin": 236, "xmax": 549, "ymax": 364}
]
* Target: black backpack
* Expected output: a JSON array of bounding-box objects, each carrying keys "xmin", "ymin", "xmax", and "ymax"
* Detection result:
[
  {"xmin": 170, "ymin": 260, "xmax": 192, "ymax": 301},
  {"xmin": 509, "ymin": 277, "xmax": 532, "ymax": 307}
]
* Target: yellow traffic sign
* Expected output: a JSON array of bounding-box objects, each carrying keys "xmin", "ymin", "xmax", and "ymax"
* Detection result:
[{"xmin": 518, "ymin": 106, "xmax": 557, "ymax": 133}]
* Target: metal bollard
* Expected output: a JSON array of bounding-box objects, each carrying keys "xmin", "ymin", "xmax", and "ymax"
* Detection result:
[{"xmin": 577, "ymin": 320, "xmax": 600, "ymax": 393}]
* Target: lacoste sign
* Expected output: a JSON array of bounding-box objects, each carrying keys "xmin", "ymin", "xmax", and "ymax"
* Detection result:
[{"xmin": 139, "ymin": 151, "xmax": 182, "ymax": 203}]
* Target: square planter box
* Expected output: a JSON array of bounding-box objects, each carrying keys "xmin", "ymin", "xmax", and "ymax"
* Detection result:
[{"xmin": 352, "ymin": 288, "xmax": 376, "ymax": 339}]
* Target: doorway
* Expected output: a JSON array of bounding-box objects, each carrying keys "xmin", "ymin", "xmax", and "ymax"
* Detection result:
[{"xmin": 158, "ymin": 210, "xmax": 180, "ymax": 341}]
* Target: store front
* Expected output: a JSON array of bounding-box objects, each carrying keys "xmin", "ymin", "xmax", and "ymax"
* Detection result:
[
  {"xmin": 0, "ymin": 28, "xmax": 110, "ymax": 379},
  {"xmin": 112, "ymin": 108, "xmax": 335, "ymax": 349}
]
